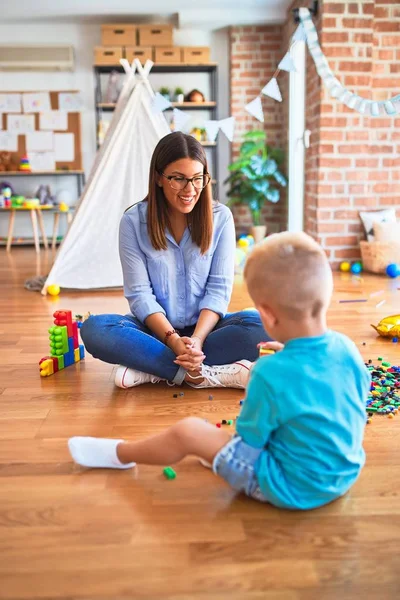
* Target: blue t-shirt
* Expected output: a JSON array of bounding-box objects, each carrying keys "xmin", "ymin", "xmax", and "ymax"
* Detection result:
[{"xmin": 236, "ymin": 330, "xmax": 371, "ymax": 510}]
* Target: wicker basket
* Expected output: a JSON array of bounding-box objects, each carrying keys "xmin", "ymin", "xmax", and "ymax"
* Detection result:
[{"xmin": 360, "ymin": 240, "xmax": 400, "ymax": 274}]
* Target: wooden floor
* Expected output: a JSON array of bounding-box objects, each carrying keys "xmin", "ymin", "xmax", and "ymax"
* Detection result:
[{"xmin": 1, "ymin": 247, "xmax": 400, "ymax": 600}]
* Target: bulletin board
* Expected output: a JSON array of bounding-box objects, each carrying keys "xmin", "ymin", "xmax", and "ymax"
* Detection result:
[{"xmin": 0, "ymin": 90, "xmax": 82, "ymax": 171}]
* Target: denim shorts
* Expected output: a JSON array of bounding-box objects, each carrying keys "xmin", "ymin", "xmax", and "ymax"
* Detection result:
[{"xmin": 213, "ymin": 435, "xmax": 269, "ymax": 503}]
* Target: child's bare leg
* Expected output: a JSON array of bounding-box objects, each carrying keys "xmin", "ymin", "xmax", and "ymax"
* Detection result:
[
  {"xmin": 117, "ymin": 417, "xmax": 230, "ymax": 465},
  {"xmin": 68, "ymin": 417, "xmax": 231, "ymax": 469}
]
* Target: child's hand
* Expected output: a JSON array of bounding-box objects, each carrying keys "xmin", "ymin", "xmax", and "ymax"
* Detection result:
[{"xmin": 257, "ymin": 341, "xmax": 284, "ymax": 352}]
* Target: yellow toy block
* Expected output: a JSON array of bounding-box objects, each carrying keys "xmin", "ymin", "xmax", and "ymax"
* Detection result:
[
  {"xmin": 40, "ymin": 358, "xmax": 54, "ymax": 377},
  {"xmin": 259, "ymin": 348, "xmax": 275, "ymax": 357},
  {"xmin": 74, "ymin": 348, "xmax": 80, "ymax": 363}
]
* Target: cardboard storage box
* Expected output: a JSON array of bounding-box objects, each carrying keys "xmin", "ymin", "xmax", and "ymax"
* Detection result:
[
  {"xmin": 154, "ymin": 47, "xmax": 181, "ymax": 64},
  {"xmin": 94, "ymin": 47, "xmax": 123, "ymax": 66},
  {"xmin": 182, "ymin": 47, "xmax": 210, "ymax": 64},
  {"xmin": 101, "ymin": 24, "xmax": 136, "ymax": 46},
  {"xmin": 138, "ymin": 25, "xmax": 173, "ymax": 47},
  {"xmin": 125, "ymin": 46, "xmax": 153, "ymax": 63}
]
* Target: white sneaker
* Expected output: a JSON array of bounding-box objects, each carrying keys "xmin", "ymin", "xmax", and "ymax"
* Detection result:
[
  {"xmin": 115, "ymin": 365, "xmax": 164, "ymax": 389},
  {"xmin": 187, "ymin": 360, "xmax": 252, "ymax": 389}
]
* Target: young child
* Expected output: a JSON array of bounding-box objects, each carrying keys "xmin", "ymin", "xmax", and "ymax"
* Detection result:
[{"xmin": 68, "ymin": 232, "xmax": 371, "ymax": 510}]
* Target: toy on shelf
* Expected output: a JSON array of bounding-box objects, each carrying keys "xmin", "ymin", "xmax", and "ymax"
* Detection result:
[
  {"xmin": 19, "ymin": 156, "xmax": 31, "ymax": 172},
  {"xmin": 185, "ymin": 89, "xmax": 205, "ymax": 103},
  {"xmin": 371, "ymin": 314, "xmax": 400, "ymax": 339},
  {"xmin": 39, "ymin": 310, "xmax": 85, "ymax": 377},
  {"xmin": 35, "ymin": 185, "xmax": 55, "ymax": 206},
  {"xmin": 0, "ymin": 183, "xmax": 13, "ymax": 208}
]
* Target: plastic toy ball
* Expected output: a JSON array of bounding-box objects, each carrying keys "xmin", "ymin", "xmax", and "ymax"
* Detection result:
[
  {"xmin": 238, "ymin": 237, "xmax": 250, "ymax": 249},
  {"xmin": 47, "ymin": 284, "xmax": 60, "ymax": 296},
  {"xmin": 386, "ymin": 263, "xmax": 399, "ymax": 278},
  {"xmin": 59, "ymin": 203, "xmax": 69, "ymax": 212},
  {"xmin": 340, "ymin": 261, "xmax": 351, "ymax": 272},
  {"xmin": 350, "ymin": 262, "xmax": 363, "ymax": 275}
]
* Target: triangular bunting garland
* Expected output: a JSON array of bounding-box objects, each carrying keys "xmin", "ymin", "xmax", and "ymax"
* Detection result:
[
  {"xmin": 218, "ymin": 117, "xmax": 235, "ymax": 142},
  {"xmin": 204, "ymin": 120, "xmax": 220, "ymax": 142},
  {"xmin": 152, "ymin": 92, "xmax": 171, "ymax": 113},
  {"xmin": 278, "ymin": 52, "xmax": 296, "ymax": 73},
  {"xmin": 293, "ymin": 23, "xmax": 307, "ymax": 42},
  {"xmin": 173, "ymin": 108, "xmax": 191, "ymax": 132},
  {"xmin": 261, "ymin": 78, "xmax": 282, "ymax": 103},
  {"xmin": 245, "ymin": 97, "xmax": 264, "ymax": 122}
]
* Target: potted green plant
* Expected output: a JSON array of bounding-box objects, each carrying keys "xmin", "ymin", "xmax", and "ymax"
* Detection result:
[
  {"xmin": 225, "ymin": 130, "xmax": 287, "ymax": 242},
  {"xmin": 174, "ymin": 87, "xmax": 184, "ymax": 103},
  {"xmin": 159, "ymin": 87, "xmax": 171, "ymax": 101}
]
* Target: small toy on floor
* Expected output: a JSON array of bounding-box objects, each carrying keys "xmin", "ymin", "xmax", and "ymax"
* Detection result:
[
  {"xmin": 39, "ymin": 310, "xmax": 85, "ymax": 377},
  {"xmin": 163, "ymin": 466, "xmax": 176, "ymax": 480},
  {"xmin": 365, "ymin": 361, "xmax": 400, "ymax": 418}
]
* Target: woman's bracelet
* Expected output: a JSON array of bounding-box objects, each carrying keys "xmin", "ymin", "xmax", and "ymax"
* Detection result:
[{"xmin": 164, "ymin": 329, "xmax": 179, "ymax": 345}]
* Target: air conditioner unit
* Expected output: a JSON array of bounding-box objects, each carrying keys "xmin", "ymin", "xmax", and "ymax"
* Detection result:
[{"xmin": 0, "ymin": 45, "xmax": 74, "ymax": 71}]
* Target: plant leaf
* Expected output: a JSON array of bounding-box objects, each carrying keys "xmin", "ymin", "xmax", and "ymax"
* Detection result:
[
  {"xmin": 263, "ymin": 159, "xmax": 278, "ymax": 176},
  {"xmin": 273, "ymin": 170, "xmax": 287, "ymax": 186},
  {"xmin": 266, "ymin": 188, "xmax": 280, "ymax": 203},
  {"xmin": 253, "ymin": 180, "xmax": 270, "ymax": 195},
  {"xmin": 244, "ymin": 130, "xmax": 266, "ymax": 142}
]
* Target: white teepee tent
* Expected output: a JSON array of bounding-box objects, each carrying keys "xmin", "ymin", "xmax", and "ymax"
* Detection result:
[{"xmin": 42, "ymin": 59, "xmax": 170, "ymax": 293}]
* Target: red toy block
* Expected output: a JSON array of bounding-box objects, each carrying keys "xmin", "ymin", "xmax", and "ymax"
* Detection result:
[
  {"xmin": 53, "ymin": 310, "xmax": 74, "ymax": 337},
  {"xmin": 51, "ymin": 356, "xmax": 59, "ymax": 373},
  {"xmin": 72, "ymin": 321, "xmax": 79, "ymax": 349}
]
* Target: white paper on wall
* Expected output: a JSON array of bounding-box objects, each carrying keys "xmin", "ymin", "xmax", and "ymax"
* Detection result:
[
  {"xmin": 0, "ymin": 132, "xmax": 18, "ymax": 151},
  {"xmin": 0, "ymin": 93, "xmax": 22, "ymax": 113},
  {"xmin": 23, "ymin": 92, "xmax": 51, "ymax": 113},
  {"xmin": 28, "ymin": 151, "xmax": 56, "ymax": 172},
  {"xmin": 26, "ymin": 131, "xmax": 54, "ymax": 152},
  {"xmin": 54, "ymin": 133, "xmax": 75, "ymax": 162},
  {"xmin": 58, "ymin": 93, "xmax": 83, "ymax": 112},
  {"xmin": 7, "ymin": 114, "xmax": 35, "ymax": 134},
  {"xmin": 39, "ymin": 110, "xmax": 68, "ymax": 131}
]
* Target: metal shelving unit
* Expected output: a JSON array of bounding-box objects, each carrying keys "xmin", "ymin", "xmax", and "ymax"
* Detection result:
[{"xmin": 93, "ymin": 63, "xmax": 219, "ymax": 185}]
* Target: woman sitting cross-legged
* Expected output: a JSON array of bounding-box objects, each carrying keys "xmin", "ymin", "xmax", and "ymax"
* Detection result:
[{"xmin": 80, "ymin": 132, "xmax": 270, "ymax": 389}]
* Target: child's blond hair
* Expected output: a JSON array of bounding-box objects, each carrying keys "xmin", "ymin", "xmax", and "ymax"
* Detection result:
[{"xmin": 244, "ymin": 232, "xmax": 333, "ymax": 319}]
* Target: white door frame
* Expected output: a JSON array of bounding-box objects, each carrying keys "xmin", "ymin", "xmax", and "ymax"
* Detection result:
[{"xmin": 288, "ymin": 40, "xmax": 306, "ymax": 232}]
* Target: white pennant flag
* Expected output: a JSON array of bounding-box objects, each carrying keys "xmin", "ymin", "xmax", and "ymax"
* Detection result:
[
  {"xmin": 293, "ymin": 23, "xmax": 307, "ymax": 42},
  {"xmin": 218, "ymin": 117, "xmax": 235, "ymax": 142},
  {"xmin": 245, "ymin": 97, "xmax": 264, "ymax": 122},
  {"xmin": 278, "ymin": 52, "xmax": 297, "ymax": 73},
  {"xmin": 173, "ymin": 108, "xmax": 191, "ymax": 132},
  {"xmin": 204, "ymin": 120, "xmax": 220, "ymax": 142},
  {"xmin": 262, "ymin": 77, "xmax": 282, "ymax": 102},
  {"xmin": 152, "ymin": 92, "xmax": 172, "ymax": 113}
]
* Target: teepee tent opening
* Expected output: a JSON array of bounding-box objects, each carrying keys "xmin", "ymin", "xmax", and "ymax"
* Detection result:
[{"xmin": 42, "ymin": 59, "xmax": 170, "ymax": 294}]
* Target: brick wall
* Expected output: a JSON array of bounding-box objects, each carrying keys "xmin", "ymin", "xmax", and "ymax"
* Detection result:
[
  {"xmin": 229, "ymin": 1, "xmax": 400, "ymax": 263},
  {"xmin": 229, "ymin": 25, "xmax": 286, "ymax": 236},
  {"xmin": 305, "ymin": 0, "xmax": 400, "ymax": 265}
]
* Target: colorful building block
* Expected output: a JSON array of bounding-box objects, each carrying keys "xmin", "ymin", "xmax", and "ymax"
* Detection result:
[
  {"xmin": 49, "ymin": 325, "xmax": 69, "ymax": 355},
  {"xmin": 39, "ymin": 358, "xmax": 54, "ymax": 377},
  {"xmin": 40, "ymin": 310, "xmax": 86, "ymax": 377},
  {"xmin": 72, "ymin": 321, "xmax": 79, "ymax": 349},
  {"xmin": 163, "ymin": 467, "xmax": 176, "ymax": 480},
  {"xmin": 53, "ymin": 310, "xmax": 74, "ymax": 337}
]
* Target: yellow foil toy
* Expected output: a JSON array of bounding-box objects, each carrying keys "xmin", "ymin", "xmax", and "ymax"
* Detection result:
[{"xmin": 371, "ymin": 315, "xmax": 400, "ymax": 339}]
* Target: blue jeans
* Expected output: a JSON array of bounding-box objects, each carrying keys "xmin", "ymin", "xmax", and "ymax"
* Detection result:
[
  {"xmin": 80, "ymin": 310, "xmax": 269, "ymax": 385},
  {"xmin": 213, "ymin": 435, "xmax": 269, "ymax": 503}
]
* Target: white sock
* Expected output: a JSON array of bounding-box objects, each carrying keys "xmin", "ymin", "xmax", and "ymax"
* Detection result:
[{"xmin": 68, "ymin": 437, "xmax": 136, "ymax": 469}]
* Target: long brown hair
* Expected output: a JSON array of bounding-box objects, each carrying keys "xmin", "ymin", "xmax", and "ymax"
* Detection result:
[{"xmin": 147, "ymin": 132, "xmax": 213, "ymax": 254}]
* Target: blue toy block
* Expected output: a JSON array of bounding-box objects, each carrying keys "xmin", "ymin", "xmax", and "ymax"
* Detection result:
[
  {"xmin": 63, "ymin": 350, "xmax": 75, "ymax": 368},
  {"xmin": 68, "ymin": 337, "xmax": 74, "ymax": 354},
  {"xmin": 79, "ymin": 344, "xmax": 85, "ymax": 360}
]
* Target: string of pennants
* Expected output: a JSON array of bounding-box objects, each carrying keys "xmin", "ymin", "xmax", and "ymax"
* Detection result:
[{"xmin": 151, "ymin": 6, "xmax": 399, "ymax": 141}]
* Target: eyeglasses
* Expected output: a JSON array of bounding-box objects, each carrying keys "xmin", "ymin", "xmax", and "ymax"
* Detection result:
[{"xmin": 160, "ymin": 172, "xmax": 211, "ymax": 191}]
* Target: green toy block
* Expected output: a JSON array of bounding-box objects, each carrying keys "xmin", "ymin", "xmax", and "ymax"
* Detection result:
[
  {"xmin": 163, "ymin": 466, "xmax": 176, "ymax": 480},
  {"xmin": 49, "ymin": 325, "xmax": 69, "ymax": 356},
  {"xmin": 52, "ymin": 354, "xmax": 64, "ymax": 370}
]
